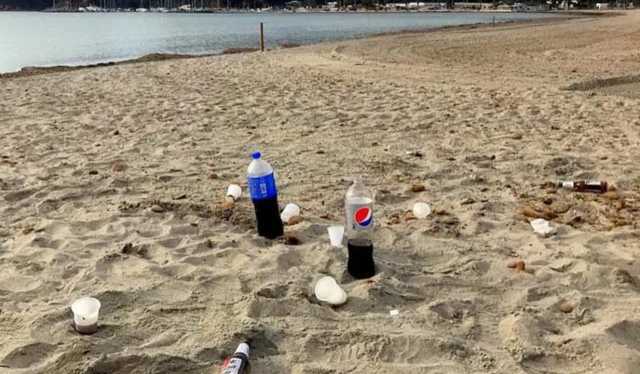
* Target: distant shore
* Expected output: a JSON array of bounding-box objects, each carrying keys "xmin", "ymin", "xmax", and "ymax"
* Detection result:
[
  {"xmin": 0, "ymin": 8, "xmax": 619, "ymax": 13},
  {"xmin": 0, "ymin": 10, "xmax": 596, "ymax": 80}
]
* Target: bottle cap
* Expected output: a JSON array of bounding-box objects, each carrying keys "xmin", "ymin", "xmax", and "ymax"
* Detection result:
[
  {"xmin": 561, "ymin": 181, "xmax": 574, "ymax": 189},
  {"xmin": 236, "ymin": 342, "xmax": 250, "ymax": 358},
  {"xmin": 251, "ymin": 151, "xmax": 261, "ymax": 160}
]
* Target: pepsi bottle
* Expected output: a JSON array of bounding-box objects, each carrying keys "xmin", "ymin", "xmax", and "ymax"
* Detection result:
[
  {"xmin": 221, "ymin": 343, "xmax": 250, "ymax": 374},
  {"xmin": 247, "ymin": 151, "xmax": 284, "ymax": 239},
  {"xmin": 345, "ymin": 178, "xmax": 376, "ymax": 279}
]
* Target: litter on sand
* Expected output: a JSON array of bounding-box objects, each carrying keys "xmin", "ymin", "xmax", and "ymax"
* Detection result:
[
  {"xmin": 314, "ymin": 276, "xmax": 348, "ymax": 306},
  {"xmin": 412, "ymin": 202, "xmax": 432, "ymax": 219},
  {"xmin": 530, "ymin": 218, "xmax": 556, "ymax": 237}
]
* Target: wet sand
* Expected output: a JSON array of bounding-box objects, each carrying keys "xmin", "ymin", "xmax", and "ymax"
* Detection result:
[{"xmin": 1, "ymin": 10, "xmax": 640, "ymax": 374}]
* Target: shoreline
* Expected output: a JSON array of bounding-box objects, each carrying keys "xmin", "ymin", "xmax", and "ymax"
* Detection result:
[
  {"xmin": 0, "ymin": 11, "xmax": 598, "ymax": 80},
  {"xmin": 0, "ymin": 53, "xmax": 216, "ymax": 80}
]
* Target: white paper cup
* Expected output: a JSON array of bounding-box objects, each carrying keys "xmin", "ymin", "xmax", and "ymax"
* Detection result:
[
  {"xmin": 327, "ymin": 225, "xmax": 345, "ymax": 247},
  {"xmin": 530, "ymin": 218, "xmax": 556, "ymax": 237},
  {"xmin": 226, "ymin": 184, "xmax": 242, "ymax": 201},
  {"xmin": 314, "ymin": 276, "xmax": 347, "ymax": 306},
  {"xmin": 71, "ymin": 297, "xmax": 101, "ymax": 334},
  {"xmin": 280, "ymin": 203, "xmax": 301, "ymax": 223},
  {"xmin": 412, "ymin": 202, "xmax": 432, "ymax": 219}
]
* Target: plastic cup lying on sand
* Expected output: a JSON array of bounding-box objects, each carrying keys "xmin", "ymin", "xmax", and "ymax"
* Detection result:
[
  {"xmin": 280, "ymin": 203, "xmax": 301, "ymax": 224},
  {"xmin": 71, "ymin": 297, "xmax": 101, "ymax": 334},
  {"xmin": 412, "ymin": 202, "xmax": 432, "ymax": 219},
  {"xmin": 314, "ymin": 276, "xmax": 347, "ymax": 306},
  {"xmin": 226, "ymin": 184, "xmax": 242, "ymax": 201},
  {"xmin": 327, "ymin": 225, "xmax": 345, "ymax": 248},
  {"xmin": 530, "ymin": 218, "xmax": 556, "ymax": 237}
]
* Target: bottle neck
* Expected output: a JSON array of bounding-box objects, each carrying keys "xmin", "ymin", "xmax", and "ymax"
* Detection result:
[{"xmin": 235, "ymin": 343, "xmax": 250, "ymax": 358}]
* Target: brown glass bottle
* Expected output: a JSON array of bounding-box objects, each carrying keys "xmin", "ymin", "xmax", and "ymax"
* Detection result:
[{"xmin": 559, "ymin": 180, "xmax": 608, "ymax": 193}]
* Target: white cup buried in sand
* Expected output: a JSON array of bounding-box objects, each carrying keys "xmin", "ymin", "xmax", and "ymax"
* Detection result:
[
  {"xmin": 314, "ymin": 276, "xmax": 348, "ymax": 306},
  {"xmin": 71, "ymin": 297, "xmax": 101, "ymax": 334},
  {"xmin": 530, "ymin": 218, "xmax": 556, "ymax": 237},
  {"xmin": 280, "ymin": 203, "xmax": 301, "ymax": 224},
  {"xmin": 412, "ymin": 202, "xmax": 432, "ymax": 219},
  {"xmin": 226, "ymin": 184, "xmax": 242, "ymax": 201}
]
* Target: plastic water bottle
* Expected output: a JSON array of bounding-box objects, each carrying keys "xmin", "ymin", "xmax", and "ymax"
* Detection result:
[
  {"xmin": 344, "ymin": 178, "xmax": 375, "ymax": 279},
  {"xmin": 221, "ymin": 343, "xmax": 250, "ymax": 374},
  {"xmin": 247, "ymin": 151, "xmax": 283, "ymax": 239}
]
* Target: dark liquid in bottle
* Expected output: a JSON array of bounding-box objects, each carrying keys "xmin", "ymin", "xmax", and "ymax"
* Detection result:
[
  {"xmin": 576, "ymin": 181, "xmax": 608, "ymax": 193},
  {"xmin": 252, "ymin": 197, "xmax": 284, "ymax": 239},
  {"xmin": 347, "ymin": 238, "xmax": 376, "ymax": 279}
]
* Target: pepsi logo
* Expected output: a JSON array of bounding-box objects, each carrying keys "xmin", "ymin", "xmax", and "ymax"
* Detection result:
[{"xmin": 354, "ymin": 207, "xmax": 373, "ymax": 227}]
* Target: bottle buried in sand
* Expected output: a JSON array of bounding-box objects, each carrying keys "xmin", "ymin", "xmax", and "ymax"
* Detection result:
[
  {"xmin": 71, "ymin": 297, "xmax": 101, "ymax": 334},
  {"xmin": 221, "ymin": 342, "xmax": 250, "ymax": 374},
  {"xmin": 558, "ymin": 180, "xmax": 608, "ymax": 193},
  {"xmin": 247, "ymin": 152, "xmax": 284, "ymax": 239},
  {"xmin": 345, "ymin": 178, "xmax": 376, "ymax": 279}
]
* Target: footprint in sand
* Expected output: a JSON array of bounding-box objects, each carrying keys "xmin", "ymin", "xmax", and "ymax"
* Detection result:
[
  {"xmin": 3, "ymin": 188, "xmax": 38, "ymax": 202},
  {"xmin": 86, "ymin": 353, "xmax": 205, "ymax": 374},
  {"xmin": 0, "ymin": 273, "xmax": 42, "ymax": 293},
  {"xmin": 0, "ymin": 342, "xmax": 57, "ymax": 369},
  {"xmin": 606, "ymin": 320, "xmax": 640, "ymax": 351}
]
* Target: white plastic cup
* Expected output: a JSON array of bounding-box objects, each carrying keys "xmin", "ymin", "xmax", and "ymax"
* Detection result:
[
  {"xmin": 226, "ymin": 184, "xmax": 242, "ymax": 201},
  {"xmin": 314, "ymin": 276, "xmax": 348, "ymax": 305},
  {"xmin": 530, "ymin": 218, "xmax": 556, "ymax": 237},
  {"xmin": 412, "ymin": 202, "xmax": 432, "ymax": 219},
  {"xmin": 280, "ymin": 203, "xmax": 301, "ymax": 223},
  {"xmin": 71, "ymin": 297, "xmax": 101, "ymax": 334},
  {"xmin": 327, "ymin": 225, "xmax": 345, "ymax": 247}
]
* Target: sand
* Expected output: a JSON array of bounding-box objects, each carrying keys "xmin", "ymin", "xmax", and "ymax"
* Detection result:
[{"xmin": 1, "ymin": 10, "xmax": 640, "ymax": 374}]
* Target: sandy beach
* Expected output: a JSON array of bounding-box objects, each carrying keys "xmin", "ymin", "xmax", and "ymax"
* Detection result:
[{"xmin": 1, "ymin": 10, "xmax": 640, "ymax": 374}]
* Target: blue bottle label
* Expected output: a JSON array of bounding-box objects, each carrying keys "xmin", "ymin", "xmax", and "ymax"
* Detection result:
[{"xmin": 248, "ymin": 173, "xmax": 277, "ymax": 200}]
